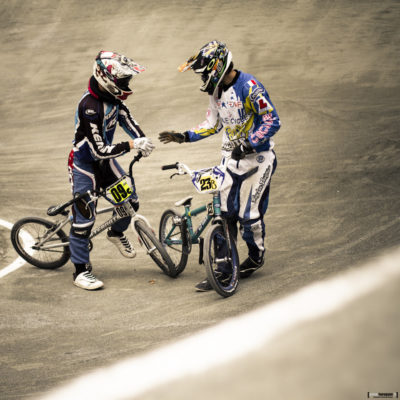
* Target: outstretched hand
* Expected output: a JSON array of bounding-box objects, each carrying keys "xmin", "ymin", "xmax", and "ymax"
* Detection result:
[{"xmin": 158, "ymin": 131, "xmax": 186, "ymax": 144}]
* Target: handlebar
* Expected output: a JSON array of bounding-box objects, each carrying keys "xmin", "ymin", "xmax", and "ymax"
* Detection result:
[
  {"xmin": 161, "ymin": 162, "xmax": 193, "ymax": 179},
  {"xmin": 129, "ymin": 151, "xmax": 143, "ymax": 177},
  {"xmin": 161, "ymin": 162, "xmax": 179, "ymax": 170}
]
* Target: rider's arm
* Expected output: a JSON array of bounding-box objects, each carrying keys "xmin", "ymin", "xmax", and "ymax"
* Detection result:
[
  {"xmin": 185, "ymin": 97, "xmax": 222, "ymax": 142},
  {"xmin": 117, "ymin": 102, "xmax": 146, "ymax": 139},
  {"xmin": 77, "ymin": 102, "xmax": 131, "ymax": 159},
  {"xmin": 244, "ymin": 79, "xmax": 281, "ymax": 151}
]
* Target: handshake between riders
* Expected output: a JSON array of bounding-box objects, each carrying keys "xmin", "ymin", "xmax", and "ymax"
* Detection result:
[{"xmin": 68, "ymin": 40, "xmax": 280, "ymax": 293}]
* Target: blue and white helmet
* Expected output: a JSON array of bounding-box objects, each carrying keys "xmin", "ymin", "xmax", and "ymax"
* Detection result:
[
  {"xmin": 93, "ymin": 51, "xmax": 145, "ymax": 100},
  {"xmin": 179, "ymin": 40, "xmax": 233, "ymax": 95}
]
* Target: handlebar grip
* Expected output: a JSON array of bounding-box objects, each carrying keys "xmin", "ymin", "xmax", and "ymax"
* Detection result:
[
  {"xmin": 133, "ymin": 152, "xmax": 143, "ymax": 163},
  {"xmin": 161, "ymin": 163, "xmax": 179, "ymax": 170}
]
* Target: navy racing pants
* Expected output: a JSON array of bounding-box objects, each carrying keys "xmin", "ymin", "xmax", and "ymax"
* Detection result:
[{"xmin": 67, "ymin": 150, "xmax": 138, "ymax": 265}]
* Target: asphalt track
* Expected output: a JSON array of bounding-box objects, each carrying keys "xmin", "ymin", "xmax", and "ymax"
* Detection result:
[{"xmin": 0, "ymin": 0, "xmax": 399, "ymax": 399}]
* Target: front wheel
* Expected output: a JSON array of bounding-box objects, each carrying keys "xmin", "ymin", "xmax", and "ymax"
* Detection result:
[
  {"xmin": 159, "ymin": 209, "xmax": 189, "ymax": 276},
  {"xmin": 134, "ymin": 219, "xmax": 177, "ymax": 277},
  {"xmin": 203, "ymin": 223, "xmax": 239, "ymax": 297},
  {"xmin": 10, "ymin": 217, "xmax": 70, "ymax": 269}
]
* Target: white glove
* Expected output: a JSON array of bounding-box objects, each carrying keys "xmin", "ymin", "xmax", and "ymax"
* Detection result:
[{"xmin": 133, "ymin": 137, "xmax": 155, "ymax": 157}]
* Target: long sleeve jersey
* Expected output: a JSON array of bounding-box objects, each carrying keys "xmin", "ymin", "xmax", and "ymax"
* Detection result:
[
  {"xmin": 186, "ymin": 71, "xmax": 280, "ymax": 157},
  {"xmin": 72, "ymin": 77, "xmax": 144, "ymax": 163}
]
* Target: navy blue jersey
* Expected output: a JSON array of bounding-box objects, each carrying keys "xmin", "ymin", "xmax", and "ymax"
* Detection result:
[{"xmin": 73, "ymin": 77, "xmax": 144, "ymax": 163}]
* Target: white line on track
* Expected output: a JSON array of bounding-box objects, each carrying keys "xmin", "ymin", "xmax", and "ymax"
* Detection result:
[
  {"xmin": 39, "ymin": 247, "xmax": 400, "ymax": 400},
  {"xmin": 0, "ymin": 218, "xmax": 29, "ymax": 278}
]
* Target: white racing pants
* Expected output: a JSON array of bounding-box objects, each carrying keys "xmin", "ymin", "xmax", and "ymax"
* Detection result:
[{"xmin": 219, "ymin": 150, "xmax": 277, "ymax": 263}]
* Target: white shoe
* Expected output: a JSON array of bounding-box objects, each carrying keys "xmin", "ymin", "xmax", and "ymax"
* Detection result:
[
  {"xmin": 107, "ymin": 231, "xmax": 136, "ymax": 258},
  {"xmin": 73, "ymin": 271, "xmax": 104, "ymax": 290}
]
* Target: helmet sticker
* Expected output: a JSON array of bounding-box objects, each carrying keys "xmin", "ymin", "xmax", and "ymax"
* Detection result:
[
  {"xmin": 92, "ymin": 51, "xmax": 145, "ymax": 100},
  {"xmin": 178, "ymin": 40, "xmax": 232, "ymax": 95}
]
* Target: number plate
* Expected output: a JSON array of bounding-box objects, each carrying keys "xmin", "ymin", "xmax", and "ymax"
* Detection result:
[
  {"xmin": 192, "ymin": 166, "xmax": 225, "ymax": 194},
  {"xmin": 105, "ymin": 176, "xmax": 134, "ymax": 204},
  {"xmin": 200, "ymin": 176, "xmax": 217, "ymax": 192}
]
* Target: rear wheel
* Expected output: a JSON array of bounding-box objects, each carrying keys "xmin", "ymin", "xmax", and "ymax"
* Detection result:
[
  {"xmin": 159, "ymin": 209, "xmax": 189, "ymax": 276},
  {"xmin": 134, "ymin": 219, "xmax": 177, "ymax": 277},
  {"xmin": 203, "ymin": 223, "xmax": 239, "ymax": 297},
  {"xmin": 10, "ymin": 217, "xmax": 70, "ymax": 269}
]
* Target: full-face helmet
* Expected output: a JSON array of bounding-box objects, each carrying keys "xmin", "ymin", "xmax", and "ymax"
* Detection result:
[
  {"xmin": 93, "ymin": 51, "xmax": 145, "ymax": 101},
  {"xmin": 178, "ymin": 40, "xmax": 233, "ymax": 95}
]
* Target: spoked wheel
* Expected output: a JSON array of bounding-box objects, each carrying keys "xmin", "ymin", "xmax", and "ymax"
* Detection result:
[
  {"xmin": 159, "ymin": 209, "xmax": 189, "ymax": 276},
  {"xmin": 203, "ymin": 223, "xmax": 239, "ymax": 297},
  {"xmin": 10, "ymin": 217, "xmax": 70, "ymax": 269},
  {"xmin": 134, "ymin": 219, "xmax": 177, "ymax": 277}
]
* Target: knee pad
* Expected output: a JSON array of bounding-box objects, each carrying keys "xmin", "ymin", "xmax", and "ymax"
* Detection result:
[
  {"xmin": 74, "ymin": 194, "xmax": 95, "ymax": 219},
  {"xmin": 71, "ymin": 225, "xmax": 92, "ymax": 239}
]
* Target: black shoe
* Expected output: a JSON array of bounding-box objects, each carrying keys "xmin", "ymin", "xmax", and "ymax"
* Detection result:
[
  {"xmin": 239, "ymin": 257, "xmax": 264, "ymax": 279},
  {"xmin": 195, "ymin": 278, "xmax": 212, "ymax": 292},
  {"xmin": 195, "ymin": 272, "xmax": 232, "ymax": 292}
]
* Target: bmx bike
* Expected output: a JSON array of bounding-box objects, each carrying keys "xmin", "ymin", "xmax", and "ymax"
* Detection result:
[
  {"xmin": 11, "ymin": 152, "xmax": 177, "ymax": 277},
  {"xmin": 159, "ymin": 161, "xmax": 239, "ymax": 297}
]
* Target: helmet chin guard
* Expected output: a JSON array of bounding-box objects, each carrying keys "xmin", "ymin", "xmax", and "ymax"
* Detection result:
[{"xmin": 93, "ymin": 51, "xmax": 145, "ymax": 100}]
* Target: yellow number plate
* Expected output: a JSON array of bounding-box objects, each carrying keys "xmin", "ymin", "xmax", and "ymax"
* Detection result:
[
  {"xmin": 107, "ymin": 178, "xmax": 132, "ymax": 203},
  {"xmin": 199, "ymin": 176, "xmax": 217, "ymax": 192}
]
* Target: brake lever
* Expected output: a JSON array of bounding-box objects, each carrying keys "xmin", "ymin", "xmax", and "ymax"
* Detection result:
[{"xmin": 170, "ymin": 171, "xmax": 187, "ymax": 179}]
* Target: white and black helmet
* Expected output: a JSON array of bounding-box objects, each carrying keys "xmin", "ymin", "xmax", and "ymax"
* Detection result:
[
  {"xmin": 179, "ymin": 40, "xmax": 233, "ymax": 95},
  {"xmin": 93, "ymin": 51, "xmax": 145, "ymax": 100}
]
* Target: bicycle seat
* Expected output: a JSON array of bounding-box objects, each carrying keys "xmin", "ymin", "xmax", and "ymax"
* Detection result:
[
  {"xmin": 47, "ymin": 204, "xmax": 70, "ymax": 216},
  {"xmin": 175, "ymin": 196, "xmax": 193, "ymax": 207}
]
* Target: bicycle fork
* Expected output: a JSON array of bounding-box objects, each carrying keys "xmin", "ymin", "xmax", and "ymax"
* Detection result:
[{"xmin": 212, "ymin": 193, "xmax": 235, "ymax": 269}]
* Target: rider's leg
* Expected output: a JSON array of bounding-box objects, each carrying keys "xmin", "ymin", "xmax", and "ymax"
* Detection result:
[
  {"xmin": 219, "ymin": 151, "xmax": 277, "ymax": 276},
  {"xmin": 237, "ymin": 151, "xmax": 277, "ymax": 277},
  {"xmin": 68, "ymin": 153, "xmax": 102, "ymax": 290},
  {"xmin": 68, "ymin": 160, "xmax": 96, "ymax": 269},
  {"xmin": 97, "ymin": 158, "xmax": 137, "ymax": 258}
]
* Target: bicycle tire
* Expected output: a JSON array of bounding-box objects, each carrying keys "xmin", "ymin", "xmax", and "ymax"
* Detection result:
[
  {"xmin": 134, "ymin": 219, "xmax": 177, "ymax": 277},
  {"xmin": 159, "ymin": 209, "xmax": 189, "ymax": 276},
  {"xmin": 203, "ymin": 223, "xmax": 239, "ymax": 297},
  {"xmin": 10, "ymin": 217, "xmax": 70, "ymax": 269}
]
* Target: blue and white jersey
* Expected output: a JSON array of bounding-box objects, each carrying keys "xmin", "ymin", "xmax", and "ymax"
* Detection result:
[{"xmin": 186, "ymin": 71, "xmax": 280, "ymax": 157}]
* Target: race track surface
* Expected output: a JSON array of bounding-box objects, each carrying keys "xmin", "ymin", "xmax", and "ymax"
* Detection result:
[{"xmin": 0, "ymin": 1, "xmax": 399, "ymax": 399}]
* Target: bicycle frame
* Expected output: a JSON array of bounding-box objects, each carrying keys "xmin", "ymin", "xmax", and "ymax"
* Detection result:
[
  {"xmin": 160, "ymin": 161, "xmax": 239, "ymax": 295},
  {"xmin": 179, "ymin": 192, "xmax": 223, "ymax": 245},
  {"xmin": 35, "ymin": 153, "xmax": 149, "ymax": 252},
  {"xmin": 33, "ymin": 201, "xmax": 137, "ymax": 251},
  {"xmin": 162, "ymin": 161, "xmax": 226, "ymax": 252}
]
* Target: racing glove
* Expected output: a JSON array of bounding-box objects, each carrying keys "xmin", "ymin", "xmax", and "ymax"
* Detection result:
[
  {"xmin": 231, "ymin": 141, "xmax": 255, "ymax": 161},
  {"xmin": 133, "ymin": 137, "xmax": 155, "ymax": 157},
  {"xmin": 158, "ymin": 131, "xmax": 187, "ymax": 144}
]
